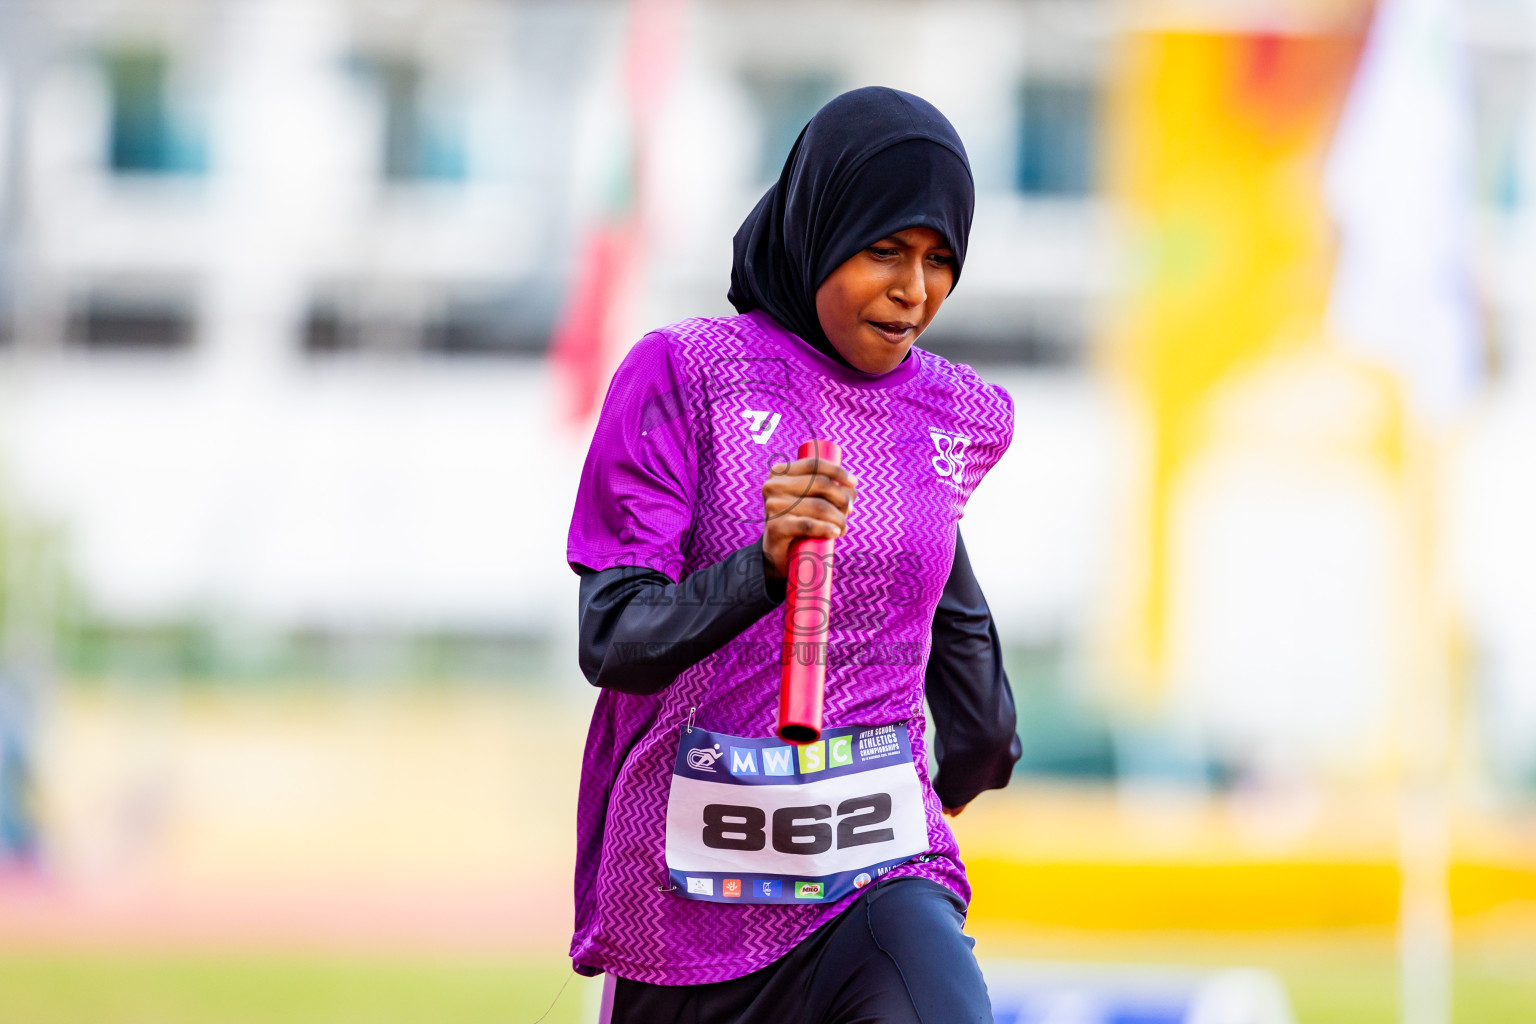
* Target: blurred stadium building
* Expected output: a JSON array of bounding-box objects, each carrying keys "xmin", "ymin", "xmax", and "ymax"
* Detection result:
[
  {"xmin": 0, "ymin": 0, "xmax": 1139, "ymax": 785},
  {"xmin": 0, "ymin": 0, "xmax": 1111, "ymax": 654}
]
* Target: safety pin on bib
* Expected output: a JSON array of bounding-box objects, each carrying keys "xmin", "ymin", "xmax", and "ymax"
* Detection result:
[{"xmin": 662, "ymin": 706, "xmax": 699, "ymax": 892}]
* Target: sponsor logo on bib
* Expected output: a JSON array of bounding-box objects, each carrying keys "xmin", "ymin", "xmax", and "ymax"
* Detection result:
[
  {"xmin": 857, "ymin": 726, "xmax": 901, "ymax": 761},
  {"xmin": 729, "ymin": 748, "xmax": 758, "ymax": 775},
  {"xmin": 797, "ymin": 740, "xmax": 826, "ymax": 774},
  {"xmin": 762, "ymin": 745, "xmax": 795, "ymax": 776},
  {"xmin": 666, "ymin": 724, "xmax": 929, "ymax": 905}
]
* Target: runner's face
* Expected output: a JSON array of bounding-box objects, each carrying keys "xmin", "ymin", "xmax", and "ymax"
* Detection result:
[{"xmin": 815, "ymin": 227, "xmax": 955, "ymax": 375}]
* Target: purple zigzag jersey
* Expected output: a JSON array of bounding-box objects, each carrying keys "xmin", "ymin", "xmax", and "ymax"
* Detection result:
[{"xmin": 566, "ymin": 310, "xmax": 1015, "ymax": 984}]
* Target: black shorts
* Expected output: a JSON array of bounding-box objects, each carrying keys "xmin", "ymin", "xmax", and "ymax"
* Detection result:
[{"xmin": 603, "ymin": 877, "xmax": 993, "ymax": 1024}]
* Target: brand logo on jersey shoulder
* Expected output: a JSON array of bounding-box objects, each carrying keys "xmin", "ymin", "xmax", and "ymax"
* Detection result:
[
  {"xmin": 929, "ymin": 429, "xmax": 971, "ymax": 484},
  {"xmin": 742, "ymin": 409, "xmax": 782, "ymax": 444}
]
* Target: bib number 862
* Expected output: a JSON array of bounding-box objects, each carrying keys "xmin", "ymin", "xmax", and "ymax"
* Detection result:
[{"xmin": 702, "ymin": 794, "xmax": 893, "ymax": 855}]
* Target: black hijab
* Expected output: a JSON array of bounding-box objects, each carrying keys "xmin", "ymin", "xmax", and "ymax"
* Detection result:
[{"xmin": 728, "ymin": 86, "xmax": 975, "ymax": 369}]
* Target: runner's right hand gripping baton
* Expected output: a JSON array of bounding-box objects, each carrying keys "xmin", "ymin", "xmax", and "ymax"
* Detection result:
[{"xmin": 776, "ymin": 439, "xmax": 841, "ymax": 745}]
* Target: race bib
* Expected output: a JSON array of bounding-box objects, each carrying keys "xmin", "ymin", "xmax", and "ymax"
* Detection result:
[{"xmin": 664, "ymin": 723, "xmax": 929, "ymax": 905}]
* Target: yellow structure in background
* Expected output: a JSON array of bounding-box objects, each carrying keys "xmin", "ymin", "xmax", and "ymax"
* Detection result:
[
  {"xmin": 1102, "ymin": 27, "xmax": 1401, "ymax": 696},
  {"xmin": 992, "ymin": 15, "xmax": 1536, "ymax": 947},
  {"xmin": 955, "ymin": 790, "xmax": 1536, "ymax": 932}
]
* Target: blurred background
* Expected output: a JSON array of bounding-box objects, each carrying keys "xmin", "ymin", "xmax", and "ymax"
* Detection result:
[{"xmin": 0, "ymin": 0, "xmax": 1533, "ymax": 1021}]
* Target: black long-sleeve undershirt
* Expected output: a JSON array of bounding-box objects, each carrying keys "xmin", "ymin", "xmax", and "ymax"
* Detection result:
[
  {"xmin": 922, "ymin": 531, "xmax": 1023, "ymax": 807},
  {"xmin": 574, "ymin": 530, "xmax": 1020, "ymax": 808},
  {"xmin": 576, "ymin": 543, "xmax": 787, "ymax": 696}
]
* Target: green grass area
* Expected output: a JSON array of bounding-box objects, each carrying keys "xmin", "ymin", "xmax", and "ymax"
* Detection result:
[
  {"xmin": 0, "ymin": 935, "xmax": 1532, "ymax": 1023},
  {"xmin": 974, "ymin": 927, "xmax": 1536, "ymax": 1023},
  {"xmin": 0, "ymin": 952, "xmax": 596, "ymax": 1024}
]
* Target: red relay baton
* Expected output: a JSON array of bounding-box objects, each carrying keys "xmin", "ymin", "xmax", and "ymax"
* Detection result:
[{"xmin": 776, "ymin": 439, "xmax": 841, "ymax": 744}]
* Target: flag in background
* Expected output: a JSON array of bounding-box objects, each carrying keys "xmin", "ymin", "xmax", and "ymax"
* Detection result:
[
  {"xmin": 551, "ymin": 222, "xmax": 637, "ymax": 426},
  {"xmin": 550, "ymin": 0, "xmax": 688, "ymax": 428},
  {"xmin": 1324, "ymin": 6, "xmax": 1484, "ymax": 1023},
  {"xmin": 1325, "ymin": 0, "xmax": 1483, "ymax": 423},
  {"xmin": 1103, "ymin": 26, "xmax": 1367, "ymax": 696}
]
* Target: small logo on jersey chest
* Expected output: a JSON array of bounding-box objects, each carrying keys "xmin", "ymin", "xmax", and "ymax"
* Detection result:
[
  {"xmin": 929, "ymin": 429, "xmax": 971, "ymax": 484},
  {"xmin": 742, "ymin": 409, "xmax": 782, "ymax": 444}
]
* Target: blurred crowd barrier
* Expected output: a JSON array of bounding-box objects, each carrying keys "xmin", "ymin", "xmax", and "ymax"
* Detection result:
[{"xmin": 0, "ymin": 2, "xmax": 1532, "ymax": 1019}]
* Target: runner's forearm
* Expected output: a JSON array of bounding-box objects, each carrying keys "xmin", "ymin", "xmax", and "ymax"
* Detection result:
[
  {"xmin": 576, "ymin": 542, "xmax": 788, "ymax": 694},
  {"xmin": 577, "ymin": 528, "xmax": 1024, "ymax": 804}
]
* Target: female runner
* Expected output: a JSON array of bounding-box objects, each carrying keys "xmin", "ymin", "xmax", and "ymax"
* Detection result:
[{"xmin": 568, "ymin": 87, "xmax": 1019, "ymax": 1023}]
